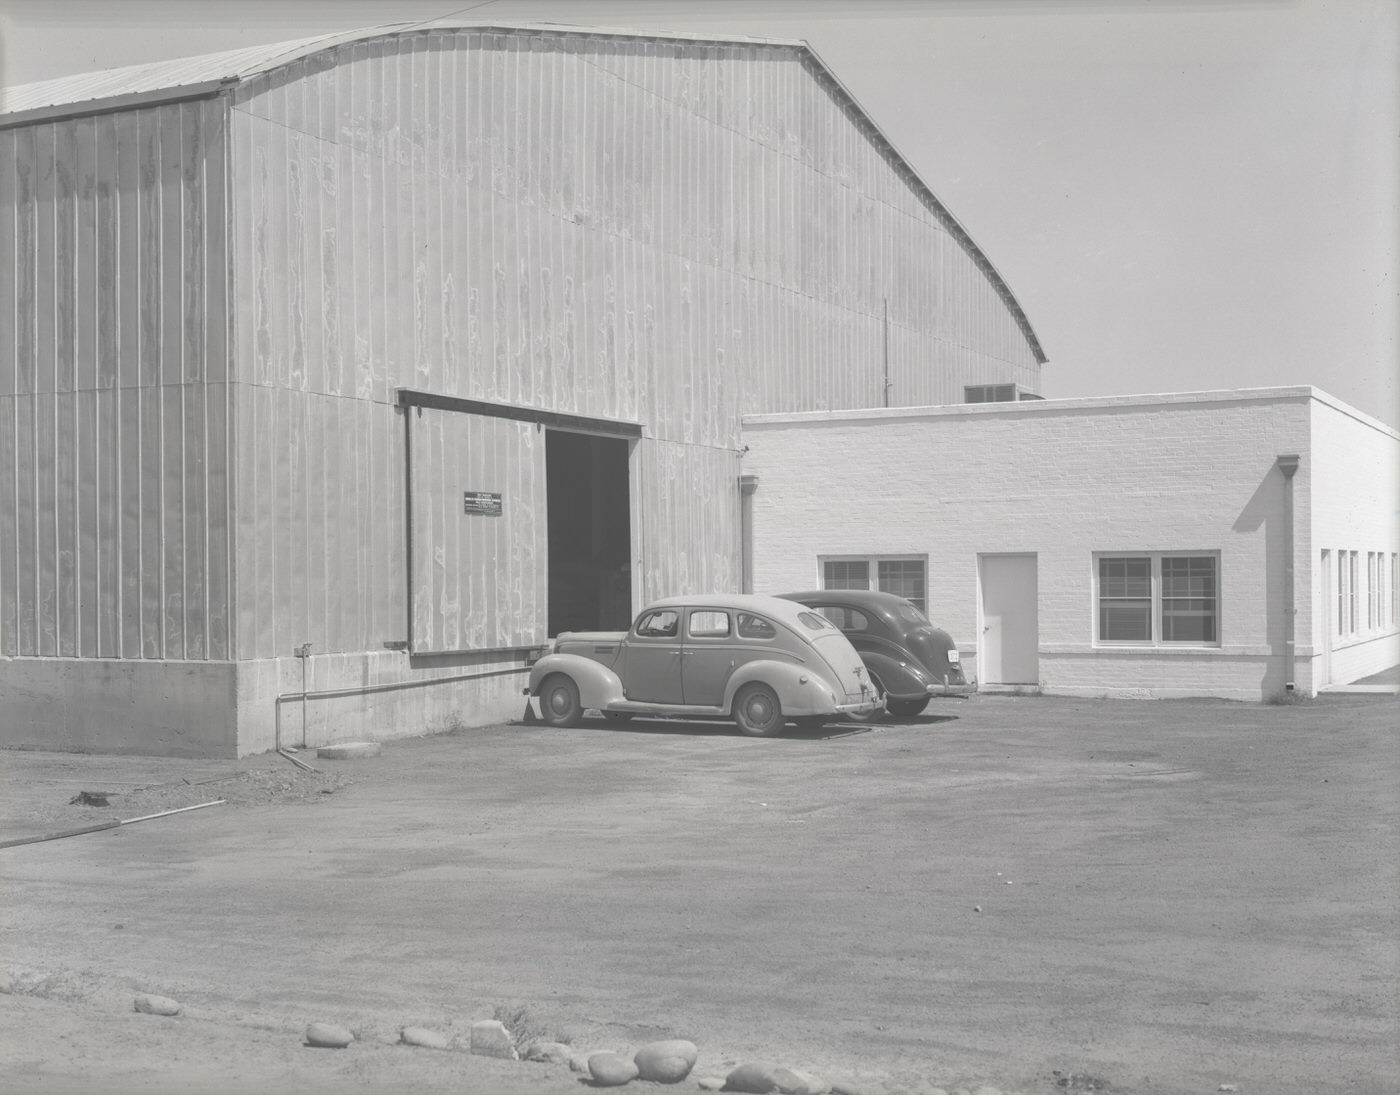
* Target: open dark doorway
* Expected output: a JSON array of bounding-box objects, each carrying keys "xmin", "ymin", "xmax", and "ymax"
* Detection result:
[{"xmin": 547, "ymin": 431, "xmax": 632, "ymax": 635}]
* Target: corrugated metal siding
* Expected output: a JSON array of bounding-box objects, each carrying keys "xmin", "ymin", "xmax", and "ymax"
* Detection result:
[
  {"xmin": 219, "ymin": 28, "xmax": 1039, "ymax": 653},
  {"xmin": 231, "ymin": 387, "xmax": 401, "ymax": 660},
  {"xmin": 408, "ymin": 406, "xmax": 545, "ymax": 652},
  {"xmin": 5, "ymin": 27, "xmax": 1042, "ymax": 664},
  {"xmin": 229, "ymin": 29, "xmax": 1039, "ymax": 423},
  {"xmin": 635, "ymin": 438, "xmax": 741, "ymax": 600},
  {"xmin": 0, "ymin": 100, "xmax": 231, "ymax": 660}
]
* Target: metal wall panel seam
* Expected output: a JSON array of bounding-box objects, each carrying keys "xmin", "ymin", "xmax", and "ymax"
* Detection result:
[{"xmin": 0, "ymin": 395, "xmax": 16, "ymax": 653}]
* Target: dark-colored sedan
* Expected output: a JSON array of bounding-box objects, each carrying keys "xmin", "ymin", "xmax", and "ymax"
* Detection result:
[{"xmin": 778, "ymin": 589, "xmax": 973, "ymax": 718}]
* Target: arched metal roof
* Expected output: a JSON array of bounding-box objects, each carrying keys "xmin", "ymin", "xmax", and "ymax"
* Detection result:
[{"xmin": 1, "ymin": 20, "xmax": 1047, "ymax": 364}]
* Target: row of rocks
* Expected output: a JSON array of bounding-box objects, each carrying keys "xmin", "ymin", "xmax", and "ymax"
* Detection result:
[{"xmin": 131, "ymin": 994, "xmax": 1108, "ymax": 1095}]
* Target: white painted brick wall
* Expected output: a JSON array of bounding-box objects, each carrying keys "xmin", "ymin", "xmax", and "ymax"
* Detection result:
[
  {"xmin": 1308, "ymin": 398, "xmax": 1400, "ymax": 686},
  {"xmin": 743, "ymin": 388, "xmax": 1399, "ymax": 701}
]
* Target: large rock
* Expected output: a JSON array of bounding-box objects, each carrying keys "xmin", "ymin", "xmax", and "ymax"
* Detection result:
[
  {"xmin": 633, "ymin": 1039, "xmax": 699, "ymax": 1083},
  {"xmin": 725, "ymin": 1062, "xmax": 782, "ymax": 1093},
  {"xmin": 399, "ymin": 1026, "xmax": 450, "ymax": 1049},
  {"xmin": 470, "ymin": 1019, "xmax": 518, "ymax": 1059},
  {"xmin": 589, "ymin": 1051, "xmax": 640, "ymax": 1086},
  {"xmin": 304, "ymin": 1022, "xmax": 354, "ymax": 1048},
  {"xmin": 774, "ymin": 1067, "xmax": 826, "ymax": 1095},
  {"xmin": 133, "ymin": 994, "xmax": 181, "ymax": 1016}
]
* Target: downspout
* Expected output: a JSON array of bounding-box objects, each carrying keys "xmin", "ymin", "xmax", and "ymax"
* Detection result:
[
  {"xmin": 1276, "ymin": 454, "xmax": 1300, "ymax": 692},
  {"xmin": 739, "ymin": 473, "xmax": 759, "ymax": 595}
]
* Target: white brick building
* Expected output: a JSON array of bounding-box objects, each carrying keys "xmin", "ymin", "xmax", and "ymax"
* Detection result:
[{"xmin": 742, "ymin": 386, "xmax": 1399, "ymax": 701}]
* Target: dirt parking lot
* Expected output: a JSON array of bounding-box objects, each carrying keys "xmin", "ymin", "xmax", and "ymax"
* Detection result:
[{"xmin": 1, "ymin": 694, "xmax": 1396, "ymax": 1095}]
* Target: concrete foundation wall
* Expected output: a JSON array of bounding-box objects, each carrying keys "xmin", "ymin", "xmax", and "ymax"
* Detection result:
[
  {"xmin": 0, "ymin": 649, "xmax": 533, "ymax": 759},
  {"xmin": 742, "ymin": 388, "xmax": 1386, "ymax": 702},
  {"xmin": 0, "ymin": 658, "xmax": 238, "ymax": 756},
  {"xmin": 232, "ymin": 649, "xmax": 531, "ymax": 758}
]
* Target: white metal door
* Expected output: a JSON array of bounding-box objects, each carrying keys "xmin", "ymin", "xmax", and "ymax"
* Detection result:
[{"xmin": 980, "ymin": 554, "xmax": 1039, "ymax": 685}]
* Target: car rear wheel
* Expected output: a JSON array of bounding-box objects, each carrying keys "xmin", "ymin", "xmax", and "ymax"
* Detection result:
[
  {"xmin": 733, "ymin": 683, "xmax": 784, "ymax": 737},
  {"xmin": 538, "ymin": 674, "xmax": 583, "ymax": 728},
  {"xmin": 887, "ymin": 697, "xmax": 931, "ymax": 718},
  {"xmin": 844, "ymin": 674, "xmax": 887, "ymax": 723}
]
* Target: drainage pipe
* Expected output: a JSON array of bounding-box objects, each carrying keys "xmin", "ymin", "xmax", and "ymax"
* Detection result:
[
  {"xmin": 0, "ymin": 800, "xmax": 226, "ymax": 850},
  {"xmin": 739, "ymin": 473, "xmax": 759, "ymax": 594},
  {"xmin": 1276, "ymin": 454, "xmax": 1301, "ymax": 692}
]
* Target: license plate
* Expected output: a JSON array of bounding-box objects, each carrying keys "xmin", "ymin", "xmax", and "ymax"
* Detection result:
[{"xmin": 946, "ymin": 650, "xmax": 960, "ymax": 663}]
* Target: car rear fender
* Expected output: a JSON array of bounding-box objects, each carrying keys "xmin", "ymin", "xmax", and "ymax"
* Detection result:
[
  {"xmin": 858, "ymin": 650, "xmax": 934, "ymax": 695},
  {"xmin": 527, "ymin": 653, "xmax": 626, "ymax": 710},
  {"xmin": 722, "ymin": 659, "xmax": 839, "ymax": 717}
]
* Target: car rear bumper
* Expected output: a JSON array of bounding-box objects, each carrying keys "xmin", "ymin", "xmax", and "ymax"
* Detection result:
[
  {"xmin": 927, "ymin": 681, "xmax": 976, "ymax": 696},
  {"xmin": 834, "ymin": 698, "xmax": 884, "ymax": 717}
]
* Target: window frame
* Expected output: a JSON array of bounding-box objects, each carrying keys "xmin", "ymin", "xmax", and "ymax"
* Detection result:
[
  {"xmin": 1093, "ymin": 551, "xmax": 1221, "ymax": 648},
  {"xmin": 818, "ymin": 554, "xmax": 928, "ymax": 613},
  {"xmin": 686, "ymin": 610, "xmax": 731, "ymax": 639},
  {"xmin": 1347, "ymin": 550, "xmax": 1360, "ymax": 636}
]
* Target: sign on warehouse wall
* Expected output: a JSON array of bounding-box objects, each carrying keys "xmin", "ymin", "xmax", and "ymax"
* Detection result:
[{"xmin": 463, "ymin": 492, "xmax": 503, "ymax": 516}]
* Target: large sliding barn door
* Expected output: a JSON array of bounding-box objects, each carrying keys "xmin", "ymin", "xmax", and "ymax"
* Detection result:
[{"xmin": 407, "ymin": 405, "xmax": 547, "ymax": 654}]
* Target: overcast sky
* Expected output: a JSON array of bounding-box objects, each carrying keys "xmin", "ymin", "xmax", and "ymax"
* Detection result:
[{"xmin": 3, "ymin": 0, "xmax": 1396, "ymax": 428}]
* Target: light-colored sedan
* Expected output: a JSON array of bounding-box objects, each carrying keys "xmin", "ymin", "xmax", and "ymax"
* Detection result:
[{"xmin": 524, "ymin": 594, "xmax": 883, "ymax": 736}]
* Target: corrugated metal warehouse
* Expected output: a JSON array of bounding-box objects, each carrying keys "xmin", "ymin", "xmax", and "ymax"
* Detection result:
[{"xmin": 0, "ymin": 22, "xmax": 1047, "ymax": 756}]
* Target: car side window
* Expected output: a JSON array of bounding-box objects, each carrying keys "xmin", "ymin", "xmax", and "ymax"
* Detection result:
[
  {"xmin": 688, "ymin": 610, "xmax": 730, "ymax": 638},
  {"xmin": 635, "ymin": 609, "xmax": 680, "ymax": 638},
  {"xmin": 815, "ymin": 606, "xmax": 867, "ymax": 632},
  {"xmin": 736, "ymin": 613, "xmax": 777, "ymax": 639}
]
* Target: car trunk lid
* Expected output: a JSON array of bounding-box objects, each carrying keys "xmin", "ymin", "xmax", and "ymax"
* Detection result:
[
  {"xmin": 904, "ymin": 625, "xmax": 964, "ymax": 683},
  {"xmin": 809, "ymin": 631, "xmax": 878, "ymax": 703}
]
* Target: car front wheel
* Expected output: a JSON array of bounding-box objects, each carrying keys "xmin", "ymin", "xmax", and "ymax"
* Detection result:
[
  {"xmin": 538, "ymin": 674, "xmax": 583, "ymax": 728},
  {"xmin": 733, "ymin": 683, "xmax": 784, "ymax": 737}
]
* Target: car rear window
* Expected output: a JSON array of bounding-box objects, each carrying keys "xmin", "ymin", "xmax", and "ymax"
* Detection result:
[
  {"xmin": 895, "ymin": 602, "xmax": 930, "ymax": 625},
  {"xmin": 736, "ymin": 613, "xmax": 777, "ymax": 639},
  {"xmin": 797, "ymin": 611, "xmax": 837, "ymax": 632}
]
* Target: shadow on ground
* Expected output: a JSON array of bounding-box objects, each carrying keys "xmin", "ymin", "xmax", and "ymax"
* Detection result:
[{"xmin": 514, "ymin": 713, "xmax": 960, "ymax": 739}]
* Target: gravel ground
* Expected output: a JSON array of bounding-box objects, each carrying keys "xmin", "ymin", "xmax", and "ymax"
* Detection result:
[{"xmin": 1, "ymin": 693, "xmax": 1396, "ymax": 1095}]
